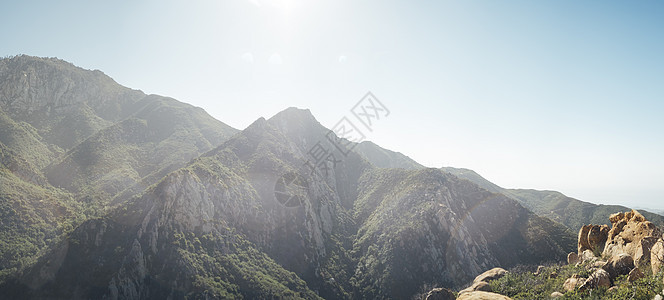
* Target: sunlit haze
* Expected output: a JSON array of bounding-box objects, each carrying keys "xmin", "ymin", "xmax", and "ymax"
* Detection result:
[{"xmin": 2, "ymin": 0, "xmax": 663, "ymax": 211}]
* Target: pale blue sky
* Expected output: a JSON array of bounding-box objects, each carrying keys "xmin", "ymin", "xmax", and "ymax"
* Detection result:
[{"xmin": 2, "ymin": 0, "xmax": 663, "ymax": 211}]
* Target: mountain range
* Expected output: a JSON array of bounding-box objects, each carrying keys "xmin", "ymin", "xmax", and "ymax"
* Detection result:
[{"xmin": 0, "ymin": 55, "xmax": 659, "ymax": 299}]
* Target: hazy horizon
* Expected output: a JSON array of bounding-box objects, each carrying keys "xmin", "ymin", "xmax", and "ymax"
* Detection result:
[{"xmin": 2, "ymin": 0, "xmax": 662, "ymax": 211}]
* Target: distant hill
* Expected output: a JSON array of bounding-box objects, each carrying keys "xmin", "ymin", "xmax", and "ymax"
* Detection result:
[{"xmin": 441, "ymin": 167, "xmax": 664, "ymax": 230}]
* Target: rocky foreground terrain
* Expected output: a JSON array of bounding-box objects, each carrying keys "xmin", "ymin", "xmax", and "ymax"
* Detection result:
[{"xmin": 426, "ymin": 210, "xmax": 664, "ymax": 299}]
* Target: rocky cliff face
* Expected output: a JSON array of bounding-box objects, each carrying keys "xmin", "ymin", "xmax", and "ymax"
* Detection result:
[{"xmin": 351, "ymin": 168, "xmax": 574, "ymax": 299}]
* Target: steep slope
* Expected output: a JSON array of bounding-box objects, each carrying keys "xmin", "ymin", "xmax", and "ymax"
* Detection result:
[
  {"xmin": 46, "ymin": 95, "xmax": 236, "ymax": 203},
  {"xmin": 442, "ymin": 167, "xmax": 664, "ymax": 230},
  {"xmin": 350, "ymin": 168, "xmax": 575, "ymax": 299},
  {"xmin": 0, "ymin": 143, "xmax": 86, "ymax": 280},
  {"xmin": 0, "ymin": 55, "xmax": 237, "ymax": 281}
]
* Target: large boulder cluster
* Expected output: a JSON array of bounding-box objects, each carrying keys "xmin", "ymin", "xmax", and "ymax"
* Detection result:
[
  {"xmin": 564, "ymin": 210, "xmax": 664, "ymax": 292},
  {"xmin": 424, "ymin": 210, "xmax": 663, "ymax": 299}
]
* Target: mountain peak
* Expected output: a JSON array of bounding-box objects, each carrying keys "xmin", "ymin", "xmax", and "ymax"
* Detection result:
[{"xmin": 269, "ymin": 107, "xmax": 316, "ymax": 123}]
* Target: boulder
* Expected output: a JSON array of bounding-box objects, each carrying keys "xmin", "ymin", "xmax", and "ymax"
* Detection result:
[
  {"xmin": 578, "ymin": 225, "xmax": 592, "ymax": 254},
  {"xmin": 474, "ymin": 268, "xmax": 508, "ymax": 283},
  {"xmin": 601, "ymin": 253, "xmax": 634, "ymax": 280},
  {"xmin": 460, "ymin": 281, "xmax": 493, "ymax": 294},
  {"xmin": 474, "ymin": 282, "xmax": 492, "ymax": 292},
  {"xmin": 459, "ymin": 268, "xmax": 508, "ymax": 294},
  {"xmin": 550, "ymin": 291, "xmax": 563, "ymax": 298},
  {"xmin": 603, "ymin": 210, "xmax": 661, "ymax": 259},
  {"xmin": 628, "ymin": 267, "xmax": 645, "ymax": 282},
  {"xmin": 563, "ymin": 274, "xmax": 586, "ymax": 291},
  {"xmin": 425, "ymin": 287, "xmax": 455, "ymax": 300},
  {"xmin": 652, "ymin": 239, "xmax": 664, "ymax": 275},
  {"xmin": 579, "ymin": 269, "xmax": 611, "ymax": 291},
  {"xmin": 634, "ymin": 236, "xmax": 658, "ymax": 268},
  {"xmin": 567, "ymin": 252, "xmax": 579, "ymax": 265},
  {"xmin": 534, "ymin": 265, "xmax": 545, "ymax": 276},
  {"xmin": 579, "ymin": 249, "xmax": 597, "ymax": 264},
  {"xmin": 457, "ymin": 291, "xmax": 512, "ymax": 300}
]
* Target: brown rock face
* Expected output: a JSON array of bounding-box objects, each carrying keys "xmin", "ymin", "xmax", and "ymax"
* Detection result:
[
  {"xmin": 578, "ymin": 225, "xmax": 592, "ymax": 254},
  {"xmin": 602, "ymin": 253, "xmax": 635, "ymax": 280},
  {"xmin": 578, "ymin": 224, "xmax": 609, "ymax": 255},
  {"xmin": 603, "ymin": 210, "xmax": 661, "ymax": 259},
  {"xmin": 588, "ymin": 225, "xmax": 609, "ymax": 252},
  {"xmin": 425, "ymin": 287, "xmax": 455, "ymax": 300},
  {"xmin": 652, "ymin": 239, "xmax": 664, "ymax": 274}
]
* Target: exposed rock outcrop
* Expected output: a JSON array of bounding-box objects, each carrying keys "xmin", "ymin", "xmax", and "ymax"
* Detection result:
[
  {"xmin": 459, "ymin": 268, "xmax": 507, "ymax": 294},
  {"xmin": 634, "ymin": 236, "xmax": 658, "ymax": 268},
  {"xmin": 474, "ymin": 268, "xmax": 508, "ymax": 283},
  {"xmin": 603, "ymin": 211, "xmax": 661, "ymax": 258},
  {"xmin": 425, "ymin": 287, "xmax": 455, "ymax": 300},
  {"xmin": 566, "ymin": 210, "xmax": 664, "ymax": 293}
]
